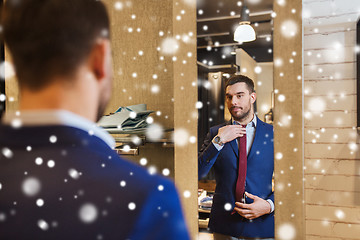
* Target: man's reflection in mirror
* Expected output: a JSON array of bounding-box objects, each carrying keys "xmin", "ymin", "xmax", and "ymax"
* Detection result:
[{"xmin": 198, "ymin": 75, "xmax": 274, "ymax": 239}]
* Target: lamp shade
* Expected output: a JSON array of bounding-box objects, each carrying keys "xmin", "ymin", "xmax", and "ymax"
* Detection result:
[{"xmin": 234, "ymin": 23, "xmax": 256, "ymax": 43}]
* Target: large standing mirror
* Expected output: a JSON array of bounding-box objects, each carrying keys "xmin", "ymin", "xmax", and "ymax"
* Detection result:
[{"xmin": 196, "ymin": 0, "xmax": 275, "ymax": 239}]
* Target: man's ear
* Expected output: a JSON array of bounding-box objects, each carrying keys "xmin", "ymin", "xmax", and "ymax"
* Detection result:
[
  {"xmin": 89, "ymin": 39, "xmax": 111, "ymax": 81},
  {"xmin": 250, "ymin": 92, "xmax": 256, "ymax": 104}
]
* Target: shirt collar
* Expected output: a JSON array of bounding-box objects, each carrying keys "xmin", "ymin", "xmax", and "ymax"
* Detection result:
[
  {"xmin": 2, "ymin": 110, "xmax": 115, "ymax": 148},
  {"xmin": 233, "ymin": 114, "xmax": 257, "ymax": 128}
]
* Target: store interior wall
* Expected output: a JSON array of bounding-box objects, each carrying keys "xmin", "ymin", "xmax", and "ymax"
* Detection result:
[{"xmin": 303, "ymin": 0, "xmax": 360, "ymax": 239}]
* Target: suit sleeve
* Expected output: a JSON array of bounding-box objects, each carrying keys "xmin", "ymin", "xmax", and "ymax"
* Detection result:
[
  {"xmin": 127, "ymin": 178, "xmax": 190, "ymax": 240},
  {"xmin": 266, "ymin": 126, "xmax": 274, "ymax": 213},
  {"xmin": 198, "ymin": 128, "xmax": 222, "ymax": 180},
  {"xmin": 267, "ymin": 191, "xmax": 274, "ymax": 203}
]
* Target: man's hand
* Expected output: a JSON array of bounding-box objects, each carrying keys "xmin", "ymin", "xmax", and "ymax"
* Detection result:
[
  {"xmin": 217, "ymin": 125, "xmax": 246, "ymax": 143},
  {"xmin": 234, "ymin": 192, "xmax": 271, "ymax": 220}
]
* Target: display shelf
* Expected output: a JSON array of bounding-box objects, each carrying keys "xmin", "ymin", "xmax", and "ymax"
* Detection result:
[{"xmin": 108, "ymin": 128, "xmax": 174, "ymax": 155}]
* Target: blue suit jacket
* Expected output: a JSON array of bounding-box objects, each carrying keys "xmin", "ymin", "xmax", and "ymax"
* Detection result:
[
  {"xmin": 0, "ymin": 125, "xmax": 189, "ymax": 240},
  {"xmin": 198, "ymin": 117, "xmax": 274, "ymax": 238}
]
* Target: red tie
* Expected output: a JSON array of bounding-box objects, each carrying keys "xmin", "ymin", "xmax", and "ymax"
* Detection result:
[{"xmin": 235, "ymin": 125, "xmax": 247, "ymax": 203}]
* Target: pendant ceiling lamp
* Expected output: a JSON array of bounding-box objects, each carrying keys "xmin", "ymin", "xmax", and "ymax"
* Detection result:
[{"xmin": 234, "ymin": 1, "xmax": 256, "ymax": 43}]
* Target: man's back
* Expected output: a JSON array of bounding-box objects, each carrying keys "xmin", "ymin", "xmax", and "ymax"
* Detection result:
[{"xmin": 0, "ymin": 114, "xmax": 188, "ymax": 240}]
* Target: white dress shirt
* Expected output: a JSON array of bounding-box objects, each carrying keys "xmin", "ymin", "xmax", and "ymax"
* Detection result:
[{"xmin": 2, "ymin": 110, "xmax": 115, "ymax": 148}]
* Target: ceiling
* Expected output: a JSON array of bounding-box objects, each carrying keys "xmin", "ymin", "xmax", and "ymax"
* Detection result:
[{"xmin": 196, "ymin": 0, "xmax": 274, "ymax": 67}]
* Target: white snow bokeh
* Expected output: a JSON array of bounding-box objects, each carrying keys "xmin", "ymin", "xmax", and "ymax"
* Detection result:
[
  {"xmin": 0, "ymin": 61, "xmax": 15, "ymax": 79},
  {"xmin": 162, "ymin": 168, "xmax": 170, "ymax": 176},
  {"xmin": 274, "ymin": 58, "xmax": 283, "ymax": 67},
  {"xmin": 145, "ymin": 123, "xmax": 164, "ymax": 142},
  {"xmin": 131, "ymin": 135, "xmax": 142, "ymax": 145},
  {"xmin": 139, "ymin": 158, "xmax": 148, "ymax": 166},
  {"xmin": 183, "ymin": 190, "xmax": 191, "ymax": 198},
  {"xmin": 195, "ymin": 101, "xmax": 203, "ymax": 109},
  {"xmin": 114, "ymin": 1, "xmax": 124, "ymax": 11},
  {"xmin": 277, "ymin": 223, "xmax": 296, "ymax": 240},
  {"xmin": 335, "ymin": 209, "xmax": 345, "ymax": 220},
  {"xmin": 182, "ymin": 0, "xmax": 197, "ymax": 7},
  {"xmin": 276, "ymin": 182, "xmax": 285, "ymax": 191},
  {"xmin": 254, "ymin": 66, "xmax": 262, "ymax": 74},
  {"xmin": 158, "ymin": 185, "xmax": 164, "ymax": 191},
  {"xmin": 280, "ymin": 114, "xmax": 292, "ymax": 127},
  {"xmin": 120, "ymin": 180, "xmax": 126, "ymax": 187},
  {"xmin": 148, "ymin": 165, "xmax": 157, "ymax": 175},
  {"xmin": 276, "ymin": 0, "xmax": 286, "ymax": 7},
  {"xmin": 49, "ymin": 135, "xmax": 57, "ymax": 143},
  {"xmin": 278, "ymin": 94, "xmax": 286, "ymax": 102},
  {"xmin": 22, "ymin": 177, "xmax": 41, "ymax": 197},
  {"xmin": 146, "ymin": 117, "xmax": 154, "ymax": 124},
  {"xmin": 247, "ymin": 0, "xmax": 262, "ymax": 5},
  {"xmin": 47, "ymin": 160, "xmax": 55, "ymax": 168},
  {"xmin": 128, "ymin": 202, "xmax": 136, "ymax": 210},
  {"xmin": 308, "ymin": 97, "xmax": 326, "ymax": 113},
  {"xmin": 281, "ymin": 20, "xmax": 298, "ymax": 38},
  {"xmin": 129, "ymin": 111, "xmax": 137, "ymax": 119},
  {"xmin": 79, "ymin": 203, "xmax": 98, "ymax": 223},
  {"xmin": 348, "ymin": 142, "xmax": 358, "ymax": 152},
  {"xmin": 0, "ymin": 212, "xmax": 5, "ymax": 222},
  {"xmin": 0, "ymin": 94, "xmax": 5, "ymax": 102},
  {"xmin": 11, "ymin": 119, "xmax": 22, "ymax": 129},
  {"xmin": 173, "ymin": 128, "xmax": 189, "ymax": 147},
  {"xmin": 38, "ymin": 219, "xmax": 49, "ymax": 231},
  {"xmin": 68, "ymin": 168, "xmax": 80, "ymax": 180},
  {"xmin": 36, "ymin": 198, "xmax": 44, "ymax": 207},
  {"xmin": 122, "ymin": 145, "xmax": 131, "ymax": 152},
  {"xmin": 35, "ymin": 157, "xmax": 43, "ymax": 165},
  {"xmin": 160, "ymin": 37, "xmax": 179, "ymax": 55},
  {"xmin": 2, "ymin": 148, "xmax": 13, "ymax": 158},
  {"xmin": 275, "ymin": 152, "xmax": 283, "ymax": 160},
  {"xmin": 151, "ymin": 84, "xmax": 160, "ymax": 94},
  {"xmin": 224, "ymin": 203, "xmax": 232, "ymax": 211},
  {"xmin": 189, "ymin": 136, "xmax": 197, "ymax": 144}
]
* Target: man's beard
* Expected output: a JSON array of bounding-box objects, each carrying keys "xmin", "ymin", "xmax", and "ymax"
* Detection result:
[{"xmin": 230, "ymin": 105, "xmax": 251, "ymax": 122}]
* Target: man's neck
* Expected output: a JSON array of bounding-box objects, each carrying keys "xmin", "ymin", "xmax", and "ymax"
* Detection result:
[
  {"xmin": 19, "ymin": 74, "xmax": 99, "ymax": 122},
  {"xmin": 234, "ymin": 112, "xmax": 255, "ymax": 126}
]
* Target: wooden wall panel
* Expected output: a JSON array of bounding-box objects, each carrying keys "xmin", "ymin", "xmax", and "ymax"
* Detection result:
[
  {"xmin": 273, "ymin": 0, "xmax": 304, "ymax": 239},
  {"xmin": 303, "ymin": 9, "xmax": 360, "ymax": 233}
]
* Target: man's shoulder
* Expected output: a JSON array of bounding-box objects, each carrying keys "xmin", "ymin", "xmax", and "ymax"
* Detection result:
[
  {"xmin": 256, "ymin": 117, "xmax": 273, "ymax": 132},
  {"xmin": 0, "ymin": 124, "xmax": 174, "ymax": 194}
]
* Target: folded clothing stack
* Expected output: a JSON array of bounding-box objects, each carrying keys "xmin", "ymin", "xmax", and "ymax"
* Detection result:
[
  {"xmin": 198, "ymin": 189, "xmax": 213, "ymax": 210},
  {"xmin": 199, "ymin": 196, "xmax": 213, "ymax": 210},
  {"xmin": 98, "ymin": 104, "xmax": 154, "ymax": 131}
]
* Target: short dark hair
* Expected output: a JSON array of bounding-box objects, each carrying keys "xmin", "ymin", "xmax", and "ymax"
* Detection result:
[
  {"xmin": 225, "ymin": 74, "xmax": 255, "ymax": 93},
  {"xmin": 1, "ymin": 0, "xmax": 110, "ymax": 90}
]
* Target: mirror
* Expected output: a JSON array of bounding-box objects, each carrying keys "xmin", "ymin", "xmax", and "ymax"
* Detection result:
[{"xmin": 196, "ymin": 0, "xmax": 275, "ymax": 238}]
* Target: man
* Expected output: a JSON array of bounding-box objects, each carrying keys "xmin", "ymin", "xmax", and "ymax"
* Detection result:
[
  {"xmin": 0, "ymin": 0, "xmax": 189, "ymax": 239},
  {"xmin": 198, "ymin": 75, "xmax": 274, "ymax": 239}
]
